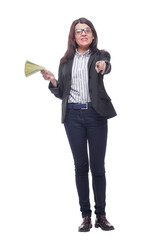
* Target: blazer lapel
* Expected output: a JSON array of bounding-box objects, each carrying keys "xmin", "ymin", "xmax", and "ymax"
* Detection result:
[
  {"xmin": 65, "ymin": 58, "xmax": 73, "ymax": 80},
  {"xmin": 88, "ymin": 53, "xmax": 96, "ymax": 71}
]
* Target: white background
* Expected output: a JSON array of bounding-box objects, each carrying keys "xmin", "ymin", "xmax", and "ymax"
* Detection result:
[{"xmin": 0, "ymin": 0, "xmax": 160, "ymax": 239}]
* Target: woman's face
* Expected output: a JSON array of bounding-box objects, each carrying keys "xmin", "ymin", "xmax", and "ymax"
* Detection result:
[{"xmin": 75, "ymin": 23, "xmax": 94, "ymax": 52}]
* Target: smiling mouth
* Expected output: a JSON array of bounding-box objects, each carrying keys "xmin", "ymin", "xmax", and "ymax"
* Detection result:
[{"xmin": 81, "ymin": 38, "xmax": 88, "ymax": 41}]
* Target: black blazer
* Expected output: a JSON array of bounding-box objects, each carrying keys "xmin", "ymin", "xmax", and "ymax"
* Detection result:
[{"xmin": 49, "ymin": 50, "xmax": 117, "ymax": 123}]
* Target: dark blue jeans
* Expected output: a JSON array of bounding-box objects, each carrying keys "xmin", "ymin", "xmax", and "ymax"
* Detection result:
[{"xmin": 64, "ymin": 104, "xmax": 108, "ymax": 218}]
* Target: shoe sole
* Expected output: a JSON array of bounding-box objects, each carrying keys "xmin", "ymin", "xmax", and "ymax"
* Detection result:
[{"xmin": 95, "ymin": 223, "xmax": 115, "ymax": 231}]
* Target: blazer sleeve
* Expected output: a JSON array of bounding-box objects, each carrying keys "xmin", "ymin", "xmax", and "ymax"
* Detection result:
[
  {"xmin": 100, "ymin": 51, "xmax": 111, "ymax": 75},
  {"xmin": 48, "ymin": 64, "xmax": 63, "ymax": 100}
]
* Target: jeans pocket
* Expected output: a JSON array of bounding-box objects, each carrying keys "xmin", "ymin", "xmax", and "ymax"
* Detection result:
[
  {"xmin": 90, "ymin": 107, "xmax": 107, "ymax": 121},
  {"xmin": 90, "ymin": 106, "xmax": 98, "ymax": 114}
]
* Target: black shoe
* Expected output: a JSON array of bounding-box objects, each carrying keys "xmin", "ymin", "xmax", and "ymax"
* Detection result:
[
  {"xmin": 78, "ymin": 216, "xmax": 92, "ymax": 232},
  {"xmin": 95, "ymin": 215, "xmax": 115, "ymax": 231}
]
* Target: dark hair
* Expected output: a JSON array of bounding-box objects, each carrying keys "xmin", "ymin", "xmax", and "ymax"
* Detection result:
[{"xmin": 60, "ymin": 17, "xmax": 99, "ymax": 64}]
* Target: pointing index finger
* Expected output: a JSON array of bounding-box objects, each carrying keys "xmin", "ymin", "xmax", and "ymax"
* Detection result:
[{"xmin": 95, "ymin": 61, "xmax": 100, "ymax": 72}]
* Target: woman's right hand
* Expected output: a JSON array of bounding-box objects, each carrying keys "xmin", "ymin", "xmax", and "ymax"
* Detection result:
[{"xmin": 41, "ymin": 70, "xmax": 57, "ymax": 87}]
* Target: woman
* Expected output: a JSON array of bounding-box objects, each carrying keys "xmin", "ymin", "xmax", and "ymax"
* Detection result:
[{"xmin": 41, "ymin": 17, "xmax": 117, "ymax": 232}]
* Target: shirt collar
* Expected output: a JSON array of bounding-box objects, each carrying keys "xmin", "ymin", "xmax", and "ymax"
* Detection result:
[{"xmin": 75, "ymin": 49, "xmax": 90, "ymax": 57}]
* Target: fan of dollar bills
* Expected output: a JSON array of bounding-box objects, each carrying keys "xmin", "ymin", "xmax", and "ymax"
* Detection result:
[{"xmin": 24, "ymin": 60, "xmax": 45, "ymax": 77}]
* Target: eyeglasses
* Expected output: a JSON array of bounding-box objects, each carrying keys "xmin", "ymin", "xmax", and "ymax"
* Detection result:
[{"xmin": 75, "ymin": 28, "xmax": 92, "ymax": 35}]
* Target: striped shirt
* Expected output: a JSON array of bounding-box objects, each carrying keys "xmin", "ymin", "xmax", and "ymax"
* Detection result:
[{"xmin": 68, "ymin": 49, "xmax": 91, "ymax": 103}]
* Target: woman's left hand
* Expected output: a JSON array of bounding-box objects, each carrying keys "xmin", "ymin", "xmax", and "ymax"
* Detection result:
[{"xmin": 95, "ymin": 61, "xmax": 106, "ymax": 75}]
